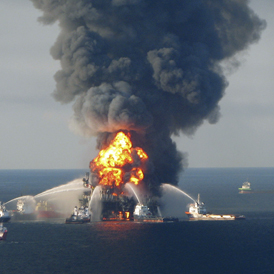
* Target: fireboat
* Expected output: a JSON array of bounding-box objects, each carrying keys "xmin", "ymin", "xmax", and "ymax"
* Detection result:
[
  {"xmin": 133, "ymin": 203, "xmax": 178, "ymax": 223},
  {"xmin": 65, "ymin": 205, "xmax": 91, "ymax": 224},
  {"xmin": 185, "ymin": 194, "xmax": 245, "ymax": 221}
]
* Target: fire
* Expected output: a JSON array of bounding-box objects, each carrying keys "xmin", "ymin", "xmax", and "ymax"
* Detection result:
[
  {"xmin": 90, "ymin": 132, "xmax": 148, "ymax": 187},
  {"xmin": 125, "ymin": 211, "xmax": 130, "ymax": 219},
  {"xmin": 130, "ymin": 168, "xmax": 144, "ymax": 185}
]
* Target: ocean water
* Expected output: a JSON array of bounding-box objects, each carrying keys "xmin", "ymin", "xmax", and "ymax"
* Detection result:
[{"xmin": 1, "ymin": 168, "xmax": 274, "ymax": 274}]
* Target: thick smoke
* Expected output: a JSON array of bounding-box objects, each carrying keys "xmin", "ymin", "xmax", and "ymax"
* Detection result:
[{"xmin": 31, "ymin": 0, "xmax": 265, "ymax": 194}]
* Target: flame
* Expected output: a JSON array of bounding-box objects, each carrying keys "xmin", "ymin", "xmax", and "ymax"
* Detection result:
[
  {"xmin": 125, "ymin": 211, "xmax": 130, "ymax": 219},
  {"xmin": 90, "ymin": 132, "xmax": 148, "ymax": 187},
  {"xmin": 130, "ymin": 168, "xmax": 144, "ymax": 185}
]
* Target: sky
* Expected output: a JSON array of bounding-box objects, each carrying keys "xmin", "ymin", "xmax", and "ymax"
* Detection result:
[{"xmin": 0, "ymin": 0, "xmax": 273, "ymax": 169}]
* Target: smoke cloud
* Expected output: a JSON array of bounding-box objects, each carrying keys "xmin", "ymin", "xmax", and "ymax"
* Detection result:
[{"xmin": 31, "ymin": 0, "xmax": 266, "ymax": 194}]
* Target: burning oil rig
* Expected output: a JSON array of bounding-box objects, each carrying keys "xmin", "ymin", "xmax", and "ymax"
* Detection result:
[{"xmin": 82, "ymin": 131, "xmax": 159, "ymax": 221}]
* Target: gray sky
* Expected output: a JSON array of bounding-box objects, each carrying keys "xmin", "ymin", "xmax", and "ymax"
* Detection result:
[{"xmin": 0, "ymin": 0, "xmax": 273, "ymax": 169}]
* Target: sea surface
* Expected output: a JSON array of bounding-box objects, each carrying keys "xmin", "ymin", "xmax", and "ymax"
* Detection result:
[{"xmin": 1, "ymin": 168, "xmax": 274, "ymax": 274}]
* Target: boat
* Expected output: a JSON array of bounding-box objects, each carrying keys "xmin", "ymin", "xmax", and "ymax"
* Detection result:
[
  {"xmin": 11, "ymin": 199, "xmax": 37, "ymax": 221},
  {"xmin": 35, "ymin": 201, "xmax": 65, "ymax": 219},
  {"xmin": 185, "ymin": 194, "xmax": 245, "ymax": 221},
  {"xmin": 0, "ymin": 202, "xmax": 11, "ymax": 223},
  {"xmin": 65, "ymin": 206, "xmax": 91, "ymax": 224},
  {"xmin": 0, "ymin": 223, "xmax": 8, "ymax": 240},
  {"xmin": 239, "ymin": 181, "xmax": 252, "ymax": 194},
  {"xmin": 133, "ymin": 203, "xmax": 179, "ymax": 223}
]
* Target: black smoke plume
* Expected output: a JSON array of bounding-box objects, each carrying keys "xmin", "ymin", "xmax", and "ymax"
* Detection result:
[{"xmin": 31, "ymin": 0, "xmax": 266, "ymax": 195}]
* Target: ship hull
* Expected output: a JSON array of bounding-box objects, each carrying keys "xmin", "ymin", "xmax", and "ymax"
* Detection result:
[
  {"xmin": 65, "ymin": 217, "xmax": 90, "ymax": 224},
  {"xmin": 0, "ymin": 216, "xmax": 11, "ymax": 223},
  {"xmin": 134, "ymin": 217, "xmax": 179, "ymax": 223},
  {"xmin": 36, "ymin": 211, "xmax": 65, "ymax": 219},
  {"xmin": 239, "ymin": 189, "xmax": 253, "ymax": 194},
  {"xmin": 185, "ymin": 212, "xmax": 245, "ymax": 221}
]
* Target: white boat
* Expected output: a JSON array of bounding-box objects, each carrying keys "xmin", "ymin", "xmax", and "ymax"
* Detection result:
[
  {"xmin": 239, "ymin": 181, "xmax": 252, "ymax": 193},
  {"xmin": 0, "ymin": 202, "xmax": 11, "ymax": 223},
  {"xmin": 133, "ymin": 203, "xmax": 178, "ymax": 223},
  {"xmin": 65, "ymin": 206, "xmax": 91, "ymax": 224},
  {"xmin": 185, "ymin": 194, "xmax": 245, "ymax": 221}
]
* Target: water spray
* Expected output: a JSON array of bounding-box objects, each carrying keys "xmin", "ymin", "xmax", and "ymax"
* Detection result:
[
  {"xmin": 162, "ymin": 184, "xmax": 196, "ymax": 203},
  {"xmin": 125, "ymin": 183, "xmax": 141, "ymax": 204},
  {"xmin": 34, "ymin": 187, "xmax": 85, "ymax": 199}
]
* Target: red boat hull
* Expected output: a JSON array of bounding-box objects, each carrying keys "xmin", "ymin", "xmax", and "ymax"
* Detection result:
[
  {"xmin": 0, "ymin": 230, "xmax": 8, "ymax": 240},
  {"xmin": 36, "ymin": 211, "xmax": 65, "ymax": 219}
]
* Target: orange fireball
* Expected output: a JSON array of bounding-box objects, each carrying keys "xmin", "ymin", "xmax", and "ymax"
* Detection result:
[{"xmin": 90, "ymin": 132, "xmax": 148, "ymax": 187}]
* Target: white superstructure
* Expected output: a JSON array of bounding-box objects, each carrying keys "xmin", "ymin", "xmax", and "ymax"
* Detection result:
[
  {"xmin": 188, "ymin": 194, "xmax": 207, "ymax": 218},
  {"xmin": 0, "ymin": 202, "xmax": 10, "ymax": 222},
  {"xmin": 133, "ymin": 203, "xmax": 152, "ymax": 218},
  {"xmin": 241, "ymin": 181, "xmax": 251, "ymax": 190}
]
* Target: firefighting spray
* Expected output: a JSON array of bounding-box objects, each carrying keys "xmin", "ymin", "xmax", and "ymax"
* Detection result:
[{"xmin": 29, "ymin": 0, "xmax": 265, "ymax": 220}]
